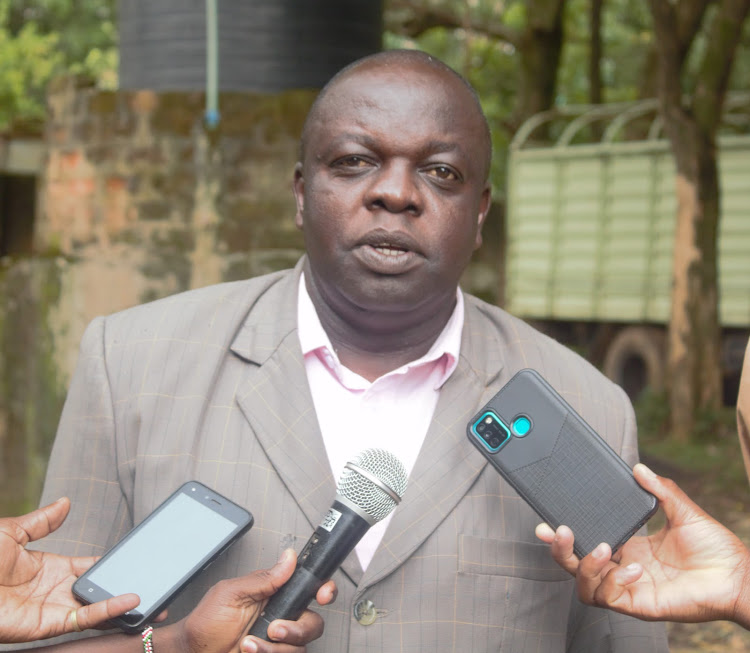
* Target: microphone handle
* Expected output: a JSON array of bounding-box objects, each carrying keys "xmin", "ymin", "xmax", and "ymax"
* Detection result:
[{"xmin": 247, "ymin": 500, "xmax": 371, "ymax": 640}]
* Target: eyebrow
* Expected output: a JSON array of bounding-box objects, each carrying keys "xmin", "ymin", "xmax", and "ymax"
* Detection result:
[{"xmin": 324, "ymin": 133, "xmax": 466, "ymax": 160}]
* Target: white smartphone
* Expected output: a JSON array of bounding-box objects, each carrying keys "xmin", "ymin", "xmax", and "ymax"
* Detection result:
[{"xmin": 72, "ymin": 481, "xmax": 254, "ymax": 633}]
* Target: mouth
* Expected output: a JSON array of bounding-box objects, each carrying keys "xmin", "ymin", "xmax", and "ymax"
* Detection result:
[
  {"xmin": 356, "ymin": 230, "xmax": 422, "ymax": 273},
  {"xmin": 369, "ymin": 243, "xmax": 409, "ymax": 257}
]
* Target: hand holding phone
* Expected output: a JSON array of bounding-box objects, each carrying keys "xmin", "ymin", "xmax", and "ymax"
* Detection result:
[
  {"xmin": 467, "ymin": 368, "xmax": 657, "ymax": 558},
  {"xmin": 73, "ymin": 481, "xmax": 253, "ymax": 633}
]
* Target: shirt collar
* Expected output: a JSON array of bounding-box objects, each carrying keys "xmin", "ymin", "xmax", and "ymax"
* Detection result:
[{"xmin": 297, "ymin": 274, "xmax": 464, "ymax": 389}]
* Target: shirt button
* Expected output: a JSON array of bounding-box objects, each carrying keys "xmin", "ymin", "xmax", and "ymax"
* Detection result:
[{"xmin": 353, "ymin": 599, "xmax": 377, "ymax": 625}]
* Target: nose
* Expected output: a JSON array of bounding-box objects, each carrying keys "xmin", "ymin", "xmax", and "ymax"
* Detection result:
[{"xmin": 364, "ymin": 161, "xmax": 422, "ymax": 216}]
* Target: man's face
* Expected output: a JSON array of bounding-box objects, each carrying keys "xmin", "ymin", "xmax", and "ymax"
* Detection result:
[{"xmin": 294, "ymin": 62, "xmax": 491, "ymax": 318}]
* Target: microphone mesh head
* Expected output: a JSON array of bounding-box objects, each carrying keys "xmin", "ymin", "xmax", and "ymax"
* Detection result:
[{"xmin": 337, "ymin": 448, "xmax": 408, "ymax": 522}]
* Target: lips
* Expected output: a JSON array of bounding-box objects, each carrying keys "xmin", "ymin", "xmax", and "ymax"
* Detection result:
[{"xmin": 355, "ymin": 229, "xmax": 423, "ymax": 273}]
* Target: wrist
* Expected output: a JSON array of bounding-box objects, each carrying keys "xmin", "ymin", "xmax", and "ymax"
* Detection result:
[{"xmin": 146, "ymin": 622, "xmax": 187, "ymax": 653}]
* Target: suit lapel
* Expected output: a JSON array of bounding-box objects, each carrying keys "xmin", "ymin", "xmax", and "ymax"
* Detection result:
[
  {"xmin": 358, "ymin": 303, "xmax": 509, "ymax": 591},
  {"xmin": 230, "ymin": 261, "xmax": 366, "ymax": 585}
]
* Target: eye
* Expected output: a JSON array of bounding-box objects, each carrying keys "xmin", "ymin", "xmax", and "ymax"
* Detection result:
[
  {"xmin": 333, "ymin": 155, "xmax": 372, "ymax": 169},
  {"xmin": 424, "ymin": 165, "xmax": 460, "ymax": 181}
]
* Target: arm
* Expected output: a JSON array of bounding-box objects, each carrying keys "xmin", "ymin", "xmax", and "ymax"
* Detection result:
[
  {"xmin": 39, "ymin": 549, "xmax": 336, "ymax": 653},
  {"xmin": 537, "ymin": 463, "xmax": 750, "ymax": 629}
]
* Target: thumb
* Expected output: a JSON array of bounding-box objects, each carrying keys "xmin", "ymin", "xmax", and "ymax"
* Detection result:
[
  {"xmin": 13, "ymin": 497, "xmax": 71, "ymax": 544},
  {"xmin": 238, "ymin": 548, "xmax": 297, "ymax": 602},
  {"xmin": 633, "ymin": 463, "xmax": 706, "ymax": 526}
]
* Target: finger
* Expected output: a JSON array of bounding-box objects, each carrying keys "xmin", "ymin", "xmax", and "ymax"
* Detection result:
[
  {"xmin": 70, "ymin": 555, "xmax": 101, "ymax": 576},
  {"xmin": 13, "ymin": 498, "xmax": 71, "ymax": 544},
  {"xmin": 250, "ymin": 608, "xmax": 325, "ymax": 649},
  {"xmin": 576, "ymin": 542, "xmax": 613, "ymax": 604},
  {"xmin": 633, "ymin": 464, "xmax": 707, "ymax": 525},
  {"xmin": 535, "ymin": 522, "xmax": 555, "ymax": 543},
  {"xmin": 549, "ymin": 525, "xmax": 579, "ymax": 575},
  {"xmin": 592, "ymin": 562, "xmax": 644, "ymax": 611},
  {"xmin": 315, "ymin": 579, "xmax": 337, "ymax": 606},
  {"xmin": 74, "ymin": 593, "xmax": 141, "ymax": 630}
]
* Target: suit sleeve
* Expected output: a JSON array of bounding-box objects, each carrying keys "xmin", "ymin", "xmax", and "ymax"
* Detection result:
[
  {"xmin": 564, "ymin": 382, "xmax": 669, "ymax": 652},
  {"xmin": 33, "ymin": 316, "xmax": 133, "ymax": 557}
]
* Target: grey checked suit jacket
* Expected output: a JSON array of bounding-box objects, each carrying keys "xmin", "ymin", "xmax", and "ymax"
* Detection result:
[{"xmin": 30, "ymin": 259, "xmax": 668, "ymax": 652}]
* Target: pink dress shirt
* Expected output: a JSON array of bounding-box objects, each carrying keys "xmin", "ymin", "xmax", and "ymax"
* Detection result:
[{"xmin": 297, "ymin": 275, "xmax": 464, "ymax": 569}]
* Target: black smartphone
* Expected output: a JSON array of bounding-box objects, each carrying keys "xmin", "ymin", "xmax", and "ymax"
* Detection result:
[
  {"xmin": 467, "ymin": 368, "xmax": 657, "ymax": 558},
  {"xmin": 72, "ymin": 481, "xmax": 254, "ymax": 633}
]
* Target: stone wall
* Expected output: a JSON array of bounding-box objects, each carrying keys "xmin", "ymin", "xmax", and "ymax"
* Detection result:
[{"xmin": 0, "ymin": 78, "xmax": 316, "ymax": 512}]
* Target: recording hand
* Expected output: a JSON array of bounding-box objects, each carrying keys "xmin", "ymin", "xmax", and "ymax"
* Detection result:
[
  {"xmin": 162, "ymin": 548, "xmax": 336, "ymax": 653},
  {"xmin": 536, "ymin": 463, "xmax": 750, "ymax": 628},
  {"xmin": 0, "ymin": 497, "xmax": 140, "ymax": 643}
]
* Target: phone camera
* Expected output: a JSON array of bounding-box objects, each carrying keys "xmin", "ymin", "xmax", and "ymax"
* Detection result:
[{"xmin": 472, "ymin": 412, "xmax": 511, "ymax": 453}]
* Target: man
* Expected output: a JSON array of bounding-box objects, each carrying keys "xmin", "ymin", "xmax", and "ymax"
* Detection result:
[{"xmin": 25, "ymin": 50, "xmax": 668, "ymax": 651}]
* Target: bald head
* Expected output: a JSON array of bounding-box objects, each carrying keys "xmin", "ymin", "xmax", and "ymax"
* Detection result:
[{"xmin": 299, "ymin": 49, "xmax": 493, "ymax": 181}]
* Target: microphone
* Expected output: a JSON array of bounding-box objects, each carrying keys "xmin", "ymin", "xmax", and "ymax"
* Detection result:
[{"xmin": 247, "ymin": 448, "xmax": 408, "ymax": 640}]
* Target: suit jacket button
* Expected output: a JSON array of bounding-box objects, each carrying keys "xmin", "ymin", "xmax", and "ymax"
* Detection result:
[{"xmin": 353, "ymin": 599, "xmax": 377, "ymax": 625}]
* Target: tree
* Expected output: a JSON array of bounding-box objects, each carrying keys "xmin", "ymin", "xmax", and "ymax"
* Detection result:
[
  {"xmin": 0, "ymin": 0, "xmax": 117, "ymax": 133},
  {"xmin": 386, "ymin": 0, "xmax": 567, "ymax": 128},
  {"xmin": 647, "ymin": 0, "xmax": 750, "ymax": 440}
]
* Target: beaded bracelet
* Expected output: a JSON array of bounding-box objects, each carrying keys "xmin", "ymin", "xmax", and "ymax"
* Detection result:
[{"xmin": 141, "ymin": 625, "xmax": 154, "ymax": 653}]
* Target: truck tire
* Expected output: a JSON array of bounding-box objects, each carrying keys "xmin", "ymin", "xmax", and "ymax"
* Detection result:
[{"xmin": 602, "ymin": 326, "xmax": 666, "ymax": 400}]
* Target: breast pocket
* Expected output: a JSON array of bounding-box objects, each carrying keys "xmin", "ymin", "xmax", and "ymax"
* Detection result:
[{"xmin": 455, "ymin": 535, "xmax": 573, "ymax": 652}]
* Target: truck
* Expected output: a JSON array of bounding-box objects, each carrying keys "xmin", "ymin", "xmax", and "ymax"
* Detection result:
[{"xmin": 504, "ymin": 94, "xmax": 750, "ymax": 403}]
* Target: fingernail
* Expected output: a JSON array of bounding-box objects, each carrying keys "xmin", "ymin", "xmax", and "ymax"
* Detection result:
[
  {"xmin": 269, "ymin": 624, "xmax": 287, "ymax": 640},
  {"xmin": 636, "ymin": 463, "xmax": 656, "ymax": 480},
  {"xmin": 592, "ymin": 543, "xmax": 607, "ymax": 559},
  {"xmin": 623, "ymin": 563, "xmax": 642, "ymax": 577},
  {"xmin": 241, "ymin": 637, "xmax": 258, "ymax": 652},
  {"xmin": 277, "ymin": 548, "xmax": 293, "ymax": 564}
]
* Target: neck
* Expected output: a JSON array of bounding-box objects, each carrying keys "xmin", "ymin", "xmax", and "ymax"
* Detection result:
[{"xmin": 304, "ymin": 272, "xmax": 457, "ymax": 382}]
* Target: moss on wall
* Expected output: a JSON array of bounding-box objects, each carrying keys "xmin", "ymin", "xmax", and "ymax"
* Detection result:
[{"xmin": 0, "ymin": 258, "xmax": 66, "ymax": 515}]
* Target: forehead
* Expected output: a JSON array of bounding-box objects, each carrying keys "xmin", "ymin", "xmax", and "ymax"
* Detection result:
[{"xmin": 307, "ymin": 63, "xmax": 487, "ymax": 157}]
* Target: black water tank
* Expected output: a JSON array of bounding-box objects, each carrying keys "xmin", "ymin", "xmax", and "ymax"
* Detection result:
[{"xmin": 118, "ymin": 0, "xmax": 383, "ymax": 91}]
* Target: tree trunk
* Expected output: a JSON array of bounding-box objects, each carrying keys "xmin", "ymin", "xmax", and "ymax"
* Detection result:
[
  {"xmin": 514, "ymin": 0, "xmax": 566, "ymax": 134},
  {"xmin": 649, "ymin": 0, "xmax": 750, "ymax": 439},
  {"xmin": 665, "ymin": 123, "xmax": 723, "ymax": 440}
]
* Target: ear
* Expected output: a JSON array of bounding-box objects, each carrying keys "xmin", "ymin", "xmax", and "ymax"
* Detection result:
[
  {"xmin": 293, "ymin": 163, "xmax": 305, "ymax": 230},
  {"xmin": 473, "ymin": 184, "xmax": 492, "ymax": 250}
]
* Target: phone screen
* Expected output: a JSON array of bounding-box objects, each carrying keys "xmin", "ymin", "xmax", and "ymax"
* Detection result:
[{"xmin": 87, "ymin": 492, "xmax": 236, "ymax": 614}]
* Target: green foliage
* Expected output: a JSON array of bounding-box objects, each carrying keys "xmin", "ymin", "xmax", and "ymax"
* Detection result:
[
  {"xmin": 0, "ymin": 1, "xmax": 62, "ymax": 131},
  {"xmin": 0, "ymin": 0, "xmax": 117, "ymax": 133},
  {"xmin": 385, "ymin": 14, "xmax": 518, "ymax": 199},
  {"xmin": 558, "ymin": 0, "xmax": 651, "ymax": 105}
]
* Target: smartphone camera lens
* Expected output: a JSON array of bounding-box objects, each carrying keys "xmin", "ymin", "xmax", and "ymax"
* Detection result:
[{"xmin": 471, "ymin": 412, "xmax": 511, "ymax": 453}]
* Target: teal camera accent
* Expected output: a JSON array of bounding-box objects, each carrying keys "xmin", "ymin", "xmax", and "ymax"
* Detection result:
[
  {"xmin": 470, "ymin": 411, "xmax": 512, "ymax": 453},
  {"xmin": 512, "ymin": 416, "xmax": 532, "ymax": 437}
]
